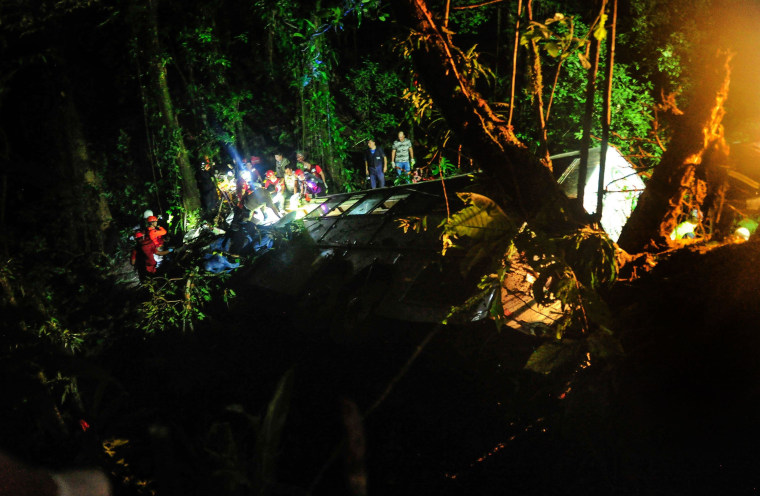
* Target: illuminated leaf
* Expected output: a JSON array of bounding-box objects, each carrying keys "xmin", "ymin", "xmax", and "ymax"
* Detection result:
[
  {"xmin": 593, "ymin": 14, "xmax": 608, "ymax": 41},
  {"xmin": 439, "ymin": 192, "xmax": 514, "ymax": 241},
  {"xmin": 525, "ymin": 340, "xmax": 581, "ymax": 374},
  {"xmin": 578, "ymin": 52, "xmax": 591, "ymax": 69}
]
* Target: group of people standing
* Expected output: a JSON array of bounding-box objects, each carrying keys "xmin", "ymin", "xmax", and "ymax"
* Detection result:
[
  {"xmin": 235, "ymin": 151, "xmax": 329, "ymax": 217},
  {"xmin": 364, "ymin": 131, "xmax": 415, "ymax": 189},
  {"xmin": 132, "ymin": 135, "xmax": 418, "ymax": 277},
  {"xmin": 199, "ymin": 151, "xmax": 330, "ymax": 227}
]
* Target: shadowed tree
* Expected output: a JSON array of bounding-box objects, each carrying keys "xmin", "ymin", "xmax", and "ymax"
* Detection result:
[{"xmin": 133, "ymin": 0, "xmax": 202, "ymax": 213}]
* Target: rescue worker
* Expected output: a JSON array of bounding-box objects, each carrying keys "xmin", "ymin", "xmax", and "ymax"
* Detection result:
[
  {"xmin": 237, "ymin": 161, "xmax": 261, "ymax": 205},
  {"xmin": 131, "ymin": 231, "xmax": 172, "ymax": 277},
  {"xmin": 296, "ymin": 152, "xmax": 328, "ymax": 193},
  {"xmin": 295, "ymin": 169, "xmax": 307, "ymax": 201},
  {"xmin": 263, "ymin": 170, "xmax": 282, "ymax": 192},
  {"xmin": 242, "ymin": 185, "xmax": 282, "ymax": 222},
  {"xmin": 263, "ymin": 170, "xmax": 285, "ymax": 212},
  {"xmin": 146, "ymin": 215, "xmax": 167, "ymax": 248}
]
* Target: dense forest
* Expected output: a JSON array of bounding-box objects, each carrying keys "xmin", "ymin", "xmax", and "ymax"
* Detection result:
[{"xmin": 3, "ymin": 0, "xmax": 760, "ymax": 494}]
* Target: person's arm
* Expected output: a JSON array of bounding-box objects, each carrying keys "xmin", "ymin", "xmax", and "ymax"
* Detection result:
[
  {"xmin": 382, "ymin": 150, "xmax": 387, "ymax": 173},
  {"xmin": 409, "ymin": 144, "xmax": 414, "ymax": 162},
  {"xmin": 148, "ymin": 226, "xmax": 166, "ymax": 244},
  {"xmin": 364, "ymin": 154, "xmax": 369, "ymax": 177},
  {"xmin": 391, "ymin": 146, "xmax": 396, "ymax": 164}
]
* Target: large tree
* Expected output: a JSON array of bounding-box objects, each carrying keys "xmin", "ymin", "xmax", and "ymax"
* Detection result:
[{"xmin": 393, "ymin": 0, "xmax": 579, "ymax": 229}]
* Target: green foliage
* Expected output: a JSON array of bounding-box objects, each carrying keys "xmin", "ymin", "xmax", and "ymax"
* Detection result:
[
  {"xmin": 436, "ymin": 191, "xmax": 621, "ymax": 372},
  {"xmin": 104, "ymin": 130, "xmax": 152, "ymax": 220},
  {"xmin": 393, "ymin": 173, "xmax": 412, "ymax": 186},
  {"xmin": 341, "ymin": 57, "xmax": 409, "ymax": 145},
  {"xmin": 520, "ymin": 13, "xmax": 591, "ymax": 68},
  {"xmin": 448, "ymin": 6, "xmax": 493, "ymax": 35},
  {"xmin": 526, "ymin": 17, "xmax": 658, "ymax": 162},
  {"xmin": 37, "ymin": 317, "xmax": 86, "ymax": 353},
  {"xmin": 430, "ymin": 156, "xmax": 457, "ymax": 177},
  {"xmin": 627, "ymin": 0, "xmax": 711, "ymax": 93},
  {"xmin": 337, "ymin": 167, "xmax": 365, "ymax": 192},
  {"xmin": 524, "ymin": 339, "xmax": 582, "ymax": 374},
  {"xmin": 139, "ymin": 268, "xmax": 233, "ymax": 334},
  {"xmin": 439, "ymin": 192, "xmax": 516, "ymax": 251}
]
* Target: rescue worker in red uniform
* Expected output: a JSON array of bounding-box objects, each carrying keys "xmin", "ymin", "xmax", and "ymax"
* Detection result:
[
  {"xmin": 262, "ymin": 170, "xmax": 279, "ymax": 190},
  {"xmin": 296, "ymin": 152, "xmax": 328, "ymax": 193},
  {"xmin": 146, "ymin": 215, "xmax": 166, "ymax": 248},
  {"xmin": 131, "ymin": 231, "xmax": 171, "ymax": 277},
  {"xmin": 263, "ymin": 170, "xmax": 285, "ymax": 212}
]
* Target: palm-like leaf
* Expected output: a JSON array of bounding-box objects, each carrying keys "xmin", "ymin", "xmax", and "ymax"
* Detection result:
[{"xmin": 440, "ymin": 192, "xmax": 515, "ymax": 241}]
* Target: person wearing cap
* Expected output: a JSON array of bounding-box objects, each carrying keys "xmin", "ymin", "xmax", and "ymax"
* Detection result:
[
  {"xmin": 263, "ymin": 170, "xmax": 281, "ymax": 192},
  {"xmin": 146, "ymin": 215, "xmax": 167, "ymax": 248},
  {"xmin": 296, "ymin": 152, "xmax": 328, "ymax": 193},
  {"xmin": 237, "ymin": 161, "xmax": 262, "ymax": 203},
  {"xmin": 131, "ymin": 231, "xmax": 171, "ymax": 277},
  {"xmin": 295, "ymin": 169, "xmax": 308, "ymax": 201},
  {"xmin": 263, "ymin": 170, "xmax": 284, "ymax": 211},
  {"xmin": 363, "ymin": 138, "xmax": 387, "ymax": 189}
]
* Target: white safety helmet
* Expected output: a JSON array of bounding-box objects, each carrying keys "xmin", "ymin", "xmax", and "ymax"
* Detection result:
[{"xmin": 143, "ymin": 209, "xmax": 154, "ymax": 219}]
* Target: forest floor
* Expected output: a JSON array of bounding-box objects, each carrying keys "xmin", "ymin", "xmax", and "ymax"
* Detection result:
[{"xmin": 92, "ymin": 239, "xmax": 760, "ymax": 495}]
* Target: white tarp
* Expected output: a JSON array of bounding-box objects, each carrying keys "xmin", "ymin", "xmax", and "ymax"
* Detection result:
[{"xmin": 555, "ymin": 146, "xmax": 645, "ymax": 242}]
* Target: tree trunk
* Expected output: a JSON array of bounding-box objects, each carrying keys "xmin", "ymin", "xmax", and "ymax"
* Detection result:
[
  {"xmin": 577, "ymin": 0, "xmax": 605, "ymax": 210},
  {"xmin": 617, "ymin": 50, "xmax": 732, "ymax": 253},
  {"xmin": 145, "ymin": 0, "xmax": 201, "ymax": 213},
  {"xmin": 526, "ymin": 0, "xmax": 551, "ymax": 170},
  {"xmin": 596, "ymin": 0, "xmax": 617, "ymax": 221},
  {"xmin": 56, "ymin": 84, "xmax": 113, "ymax": 253},
  {"xmin": 394, "ymin": 0, "xmax": 576, "ymax": 227}
]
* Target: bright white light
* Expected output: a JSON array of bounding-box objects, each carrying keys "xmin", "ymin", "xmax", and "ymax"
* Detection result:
[{"xmin": 736, "ymin": 227, "xmax": 751, "ymax": 241}]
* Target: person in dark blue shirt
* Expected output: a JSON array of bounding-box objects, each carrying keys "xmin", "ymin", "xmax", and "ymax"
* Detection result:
[{"xmin": 363, "ymin": 138, "xmax": 387, "ymax": 189}]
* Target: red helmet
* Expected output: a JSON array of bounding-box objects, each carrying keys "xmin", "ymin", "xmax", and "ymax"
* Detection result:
[
  {"xmin": 295, "ymin": 169, "xmax": 304, "ymax": 177},
  {"xmin": 250, "ymin": 156, "xmax": 261, "ymax": 164},
  {"xmin": 265, "ymin": 170, "xmax": 275, "ymax": 177},
  {"xmin": 147, "ymin": 215, "xmax": 158, "ymax": 222},
  {"xmin": 135, "ymin": 231, "xmax": 144, "ymax": 238}
]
